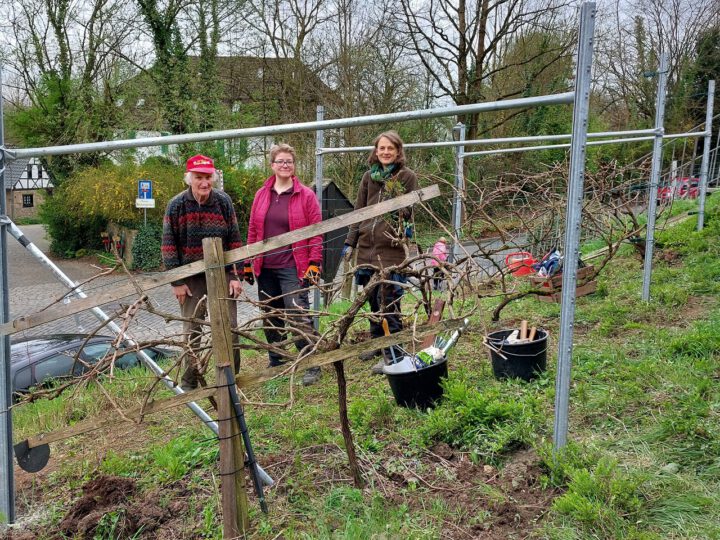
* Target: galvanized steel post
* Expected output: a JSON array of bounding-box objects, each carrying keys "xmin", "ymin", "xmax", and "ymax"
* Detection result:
[
  {"xmin": 314, "ymin": 106, "xmax": 324, "ymax": 329},
  {"xmin": 0, "ymin": 64, "xmax": 15, "ymax": 524},
  {"xmin": 697, "ymin": 80, "xmax": 715, "ymax": 231},
  {"xmin": 450, "ymin": 123, "xmax": 466, "ymax": 263},
  {"xmin": 641, "ymin": 53, "xmax": 669, "ymax": 302},
  {"xmin": 553, "ymin": 1, "xmax": 596, "ymax": 450}
]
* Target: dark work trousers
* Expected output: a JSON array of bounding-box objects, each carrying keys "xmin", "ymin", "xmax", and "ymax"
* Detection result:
[
  {"xmin": 257, "ymin": 267, "xmax": 317, "ymax": 366},
  {"xmin": 179, "ymin": 273, "xmax": 240, "ymax": 390},
  {"xmin": 432, "ymin": 267, "xmax": 444, "ymax": 291},
  {"xmin": 355, "ymin": 270, "xmax": 406, "ymax": 362}
]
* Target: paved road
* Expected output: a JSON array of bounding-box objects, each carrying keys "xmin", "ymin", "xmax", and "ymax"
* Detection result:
[
  {"xmin": 5, "ymin": 225, "xmax": 525, "ymax": 344},
  {"xmin": 6, "ymin": 224, "xmax": 259, "ymax": 343}
]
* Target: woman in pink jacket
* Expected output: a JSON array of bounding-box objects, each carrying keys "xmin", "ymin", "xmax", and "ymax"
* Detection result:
[
  {"xmin": 431, "ymin": 237, "xmax": 448, "ymax": 290},
  {"xmin": 244, "ymin": 143, "xmax": 323, "ymax": 385}
]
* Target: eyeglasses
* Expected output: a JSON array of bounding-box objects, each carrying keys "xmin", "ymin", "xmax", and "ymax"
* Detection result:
[{"xmin": 272, "ymin": 160, "xmax": 295, "ymax": 166}]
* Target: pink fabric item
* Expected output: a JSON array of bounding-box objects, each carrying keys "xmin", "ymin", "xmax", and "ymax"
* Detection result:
[
  {"xmin": 431, "ymin": 241, "xmax": 448, "ymax": 266},
  {"xmin": 247, "ymin": 175, "xmax": 323, "ymax": 279}
]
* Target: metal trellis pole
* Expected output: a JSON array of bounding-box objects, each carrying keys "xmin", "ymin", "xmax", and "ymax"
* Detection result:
[
  {"xmin": 697, "ymin": 80, "xmax": 715, "ymax": 231},
  {"xmin": 313, "ymin": 105, "xmax": 324, "ymax": 329},
  {"xmin": 450, "ymin": 123, "xmax": 465, "ymax": 264},
  {"xmin": 642, "ymin": 53, "xmax": 669, "ymax": 302},
  {"xmin": 553, "ymin": 1, "xmax": 596, "ymax": 450},
  {"xmin": 0, "ymin": 65, "xmax": 14, "ymax": 524}
]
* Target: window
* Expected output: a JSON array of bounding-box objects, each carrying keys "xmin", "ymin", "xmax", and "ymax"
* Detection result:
[
  {"xmin": 82, "ymin": 343, "xmax": 112, "ymax": 364},
  {"xmin": 13, "ymin": 367, "xmax": 32, "ymax": 393},
  {"xmin": 33, "ymin": 354, "xmax": 77, "ymax": 384},
  {"xmin": 22, "ymin": 194, "xmax": 33, "ymax": 208},
  {"xmin": 115, "ymin": 352, "xmax": 141, "ymax": 369}
]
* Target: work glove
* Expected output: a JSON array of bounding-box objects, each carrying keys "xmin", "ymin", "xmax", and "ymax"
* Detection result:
[
  {"xmin": 243, "ymin": 262, "xmax": 255, "ymax": 286},
  {"xmin": 341, "ymin": 244, "xmax": 353, "ymax": 260},
  {"xmin": 403, "ymin": 220, "xmax": 414, "ymax": 239},
  {"xmin": 303, "ymin": 261, "xmax": 321, "ymax": 288}
]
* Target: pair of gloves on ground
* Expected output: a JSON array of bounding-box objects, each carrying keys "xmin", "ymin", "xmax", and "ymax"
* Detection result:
[{"xmin": 241, "ymin": 262, "xmax": 321, "ymax": 288}]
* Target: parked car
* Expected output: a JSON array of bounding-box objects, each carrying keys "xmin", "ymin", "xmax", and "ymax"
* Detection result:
[
  {"xmin": 10, "ymin": 334, "xmax": 175, "ymax": 397},
  {"xmin": 657, "ymin": 177, "xmax": 699, "ymax": 203}
]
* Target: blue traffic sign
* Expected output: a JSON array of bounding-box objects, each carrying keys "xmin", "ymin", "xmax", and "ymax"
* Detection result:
[{"xmin": 138, "ymin": 179, "xmax": 153, "ymax": 199}]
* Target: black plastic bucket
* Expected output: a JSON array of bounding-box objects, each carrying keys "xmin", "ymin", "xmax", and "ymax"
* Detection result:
[
  {"xmin": 385, "ymin": 358, "xmax": 448, "ymax": 409},
  {"xmin": 486, "ymin": 329, "xmax": 548, "ymax": 381}
]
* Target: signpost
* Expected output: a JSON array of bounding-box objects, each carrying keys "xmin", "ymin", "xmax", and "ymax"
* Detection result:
[{"xmin": 135, "ymin": 179, "xmax": 155, "ymax": 225}]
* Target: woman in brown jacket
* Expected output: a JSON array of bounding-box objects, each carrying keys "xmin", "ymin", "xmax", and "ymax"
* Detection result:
[{"xmin": 342, "ymin": 131, "xmax": 418, "ymax": 373}]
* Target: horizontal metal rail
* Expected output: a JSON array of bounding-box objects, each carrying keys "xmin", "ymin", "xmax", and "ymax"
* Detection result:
[
  {"xmin": 461, "ymin": 130, "xmax": 710, "ymax": 158},
  {"xmin": 4, "ymin": 92, "xmax": 574, "ymax": 160},
  {"xmin": 317, "ymin": 128, "xmax": 660, "ymax": 155},
  {"xmin": 462, "ymin": 136, "xmax": 656, "ymax": 157},
  {"xmin": 663, "ymin": 130, "xmax": 708, "ymax": 140}
]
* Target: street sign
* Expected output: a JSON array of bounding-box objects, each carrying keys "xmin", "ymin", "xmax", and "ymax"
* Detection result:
[
  {"xmin": 135, "ymin": 198, "xmax": 156, "ymax": 208},
  {"xmin": 138, "ymin": 179, "xmax": 153, "ymax": 199},
  {"xmin": 136, "ymin": 179, "xmax": 155, "ymax": 211}
]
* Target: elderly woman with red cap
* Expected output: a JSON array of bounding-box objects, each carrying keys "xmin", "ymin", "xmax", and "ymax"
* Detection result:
[
  {"xmin": 244, "ymin": 143, "xmax": 323, "ymax": 386},
  {"xmin": 162, "ymin": 154, "xmax": 243, "ymax": 392}
]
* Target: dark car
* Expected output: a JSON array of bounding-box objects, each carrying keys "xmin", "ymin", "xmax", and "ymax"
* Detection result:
[{"xmin": 10, "ymin": 334, "xmax": 174, "ymax": 397}]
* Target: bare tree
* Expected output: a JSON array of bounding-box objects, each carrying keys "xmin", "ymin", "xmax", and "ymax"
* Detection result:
[
  {"xmin": 1, "ymin": 0, "xmax": 135, "ymax": 178},
  {"xmin": 393, "ymin": 0, "xmax": 575, "ymax": 140},
  {"xmin": 594, "ymin": 0, "xmax": 720, "ymax": 130}
]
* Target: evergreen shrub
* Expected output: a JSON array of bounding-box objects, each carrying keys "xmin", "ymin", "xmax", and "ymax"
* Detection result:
[{"xmin": 132, "ymin": 223, "xmax": 163, "ymax": 271}]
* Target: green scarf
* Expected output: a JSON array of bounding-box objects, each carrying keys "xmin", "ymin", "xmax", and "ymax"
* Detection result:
[{"xmin": 369, "ymin": 163, "xmax": 397, "ymax": 183}]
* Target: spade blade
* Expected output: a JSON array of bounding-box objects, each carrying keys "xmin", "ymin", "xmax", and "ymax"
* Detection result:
[{"xmin": 14, "ymin": 440, "xmax": 50, "ymax": 473}]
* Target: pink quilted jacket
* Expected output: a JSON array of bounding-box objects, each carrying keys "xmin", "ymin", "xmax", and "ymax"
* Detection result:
[{"xmin": 247, "ymin": 175, "xmax": 323, "ymax": 279}]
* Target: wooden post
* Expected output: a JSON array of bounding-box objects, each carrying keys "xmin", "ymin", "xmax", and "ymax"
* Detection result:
[
  {"xmin": 333, "ymin": 361, "xmax": 364, "ymax": 487},
  {"xmin": 203, "ymin": 237, "xmax": 249, "ymax": 536}
]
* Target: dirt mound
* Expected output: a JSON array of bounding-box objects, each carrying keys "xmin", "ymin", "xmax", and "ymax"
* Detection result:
[{"xmin": 57, "ymin": 475, "xmax": 171, "ymax": 539}]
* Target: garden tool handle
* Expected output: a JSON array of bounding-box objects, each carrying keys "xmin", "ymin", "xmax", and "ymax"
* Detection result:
[{"xmin": 381, "ymin": 318, "xmax": 390, "ymax": 336}]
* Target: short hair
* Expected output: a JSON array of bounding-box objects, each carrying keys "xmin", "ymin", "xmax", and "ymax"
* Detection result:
[
  {"xmin": 439, "ymin": 237, "xmax": 447, "ymax": 243},
  {"xmin": 184, "ymin": 171, "xmax": 218, "ymax": 186},
  {"xmin": 269, "ymin": 143, "xmax": 297, "ymax": 163},
  {"xmin": 367, "ymin": 130, "xmax": 406, "ymax": 168}
]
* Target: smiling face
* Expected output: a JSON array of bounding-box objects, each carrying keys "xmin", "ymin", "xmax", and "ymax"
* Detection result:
[
  {"xmin": 375, "ymin": 137, "xmax": 399, "ymax": 167},
  {"xmin": 270, "ymin": 152, "xmax": 296, "ymax": 182},
  {"xmin": 189, "ymin": 172, "xmax": 215, "ymax": 204}
]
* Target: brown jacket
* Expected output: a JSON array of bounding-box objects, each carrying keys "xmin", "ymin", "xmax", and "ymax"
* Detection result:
[{"xmin": 345, "ymin": 167, "xmax": 419, "ymax": 268}]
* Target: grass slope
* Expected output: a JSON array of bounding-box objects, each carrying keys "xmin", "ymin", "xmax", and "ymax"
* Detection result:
[{"xmin": 4, "ymin": 201, "xmax": 720, "ymax": 539}]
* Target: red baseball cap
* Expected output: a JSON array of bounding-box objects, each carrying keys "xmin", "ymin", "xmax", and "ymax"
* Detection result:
[{"xmin": 186, "ymin": 154, "xmax": 216, "ymax": 174}]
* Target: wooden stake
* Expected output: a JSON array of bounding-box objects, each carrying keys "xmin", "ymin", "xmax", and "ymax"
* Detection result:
[
  {"xmin": 520, "ymin": 320, "xmax": 528, "ymax": 341},
  {"xmin": 420, "ymin": 299, "xmax": 446, "ymax": 349},
  {"xmin": 204, "ymin": 238, "xmax": 249, "ymax": 536},
  {"xmin": 334, "ymin": 361, "xmax": 364, "ymax": 487},
  {"xmin": 528, "ymin": 327, "xmax": 537, "ymax": 341}
]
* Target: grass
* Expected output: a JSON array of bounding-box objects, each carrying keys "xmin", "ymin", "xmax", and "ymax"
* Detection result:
[{"xmin": 7, "ymin": 197, "xmax": 720, "ymax": 538}]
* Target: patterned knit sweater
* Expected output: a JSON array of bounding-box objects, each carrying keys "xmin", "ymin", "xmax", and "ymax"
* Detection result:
[{"xmin": 162, "ymin": 188, "xmax": 243, "ymax": 285}]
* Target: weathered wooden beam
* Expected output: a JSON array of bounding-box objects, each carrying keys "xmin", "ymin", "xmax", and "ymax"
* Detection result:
[
  {"xmin": 1, "ymin": 184, "xmax": 441, "ymax": 336},
  {"xmin": 205, "ymin": 238, "xmax": 249, "ymax": 535},
  {"xmin": 23, "ymin": 318, "xmax": 465, "ymax": 450}
]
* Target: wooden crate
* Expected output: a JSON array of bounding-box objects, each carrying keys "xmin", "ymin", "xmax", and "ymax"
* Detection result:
[{"xmin": 529, "ymin": 265, "xmax": 597, "ymax": 303}]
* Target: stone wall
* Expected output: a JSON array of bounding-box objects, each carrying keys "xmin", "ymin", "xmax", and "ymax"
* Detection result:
[{"xmin": 7, "ymin": 189, "xmax": 47, "ymax": 220}]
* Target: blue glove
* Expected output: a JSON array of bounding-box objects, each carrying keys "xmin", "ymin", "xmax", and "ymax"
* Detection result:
[{"xmin": 341, "ymin": 244, "xmax": 353, "ymax": 259}]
